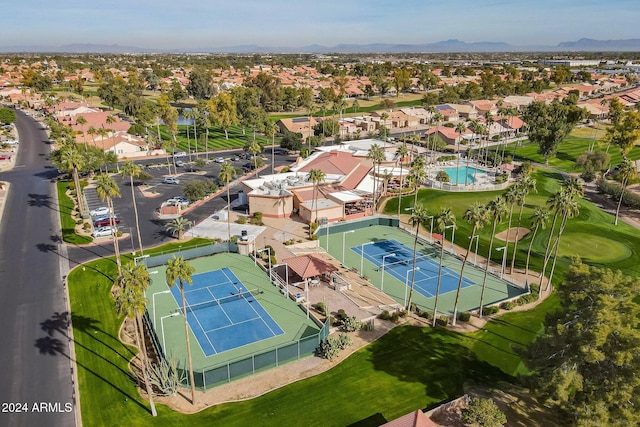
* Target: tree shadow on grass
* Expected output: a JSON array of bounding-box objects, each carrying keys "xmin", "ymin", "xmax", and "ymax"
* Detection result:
[{"xmin": 367, "ymin": 325, "xmax": 515, "ymax": 405}]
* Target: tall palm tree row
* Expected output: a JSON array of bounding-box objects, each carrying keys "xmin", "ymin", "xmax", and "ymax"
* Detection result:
[
  {"xmin": 525, "ymin": 208, "xmax": 549, "ymax": 297},
  {"xmin": 95, "ymin": 173, "xmax": 122, "ymax": 276},
  {"xmin": 114, "ymin": 262, "xmax": 157, "ymax": 416},
  {"xmin": 454, "ymin": 121, "xmax": 467, "ymax": 183},
  {"xmin": 509, "ymin": 175, "xmax": 537, "ymax": 274},
  {"xmin": 395, "ymin": 143, "xmax": 409, "ymax": 219},
  {"xmin": 165, "ymin": 256, "xmax": 196, "ymax": 405},
  {"xmin": 431, "ymin": 207, "xmax": 456, "ymax": 326},
  {"xmin": 367, "ymin": 144, "xmax": 385, "ymax": 212},
  {"xmin": 306, "ymin": 168, "xmax": 326, "ymax": 229},
  {"xmin": 451, "ymin": 203, "xmax": 486, "ymax": 326},
  {"xmin": 218, "ymin": 161, "xmax": 237, "ymax": 246},
  {"xmin": 478, "ymin": 197, "xmax": 507, "ymax": 318},
  {"xmin": 121, "ymin": 161, "xmax": 144, "ymax": 255},
  {"xmin": 406, "ymin": 205, "xmax": 431, "ymax": 311},
  {"xmin": 409, "ymin": 155, "xmax": 427, "ymax": 208}
]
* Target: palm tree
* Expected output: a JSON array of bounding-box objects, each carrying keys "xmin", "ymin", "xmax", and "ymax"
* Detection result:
[
  {"xmin": 184, "ymin": 107, "xmax": 199, "ymax": 159},
  {"xmin": 395, "ymin": 143, "xmax": 409, "ymax": 218},
  {"xmin": 451, "ymin": 203, "xmax": 486, "ymax": 326},
  {"xmin": 245, "ymin": 139, "xmax": 262, "ymax": 177},
  {"xmin": 500, "ymin": 185, "xmax": 521, "ymax": 270},
  {"xmin": 478, "ymin": 197, "xmax": 507, "ymax": 318},
  {"xmin": 454, "ymin": 121, "xmax": 467, "ymax": 184},
  {"xmin": 306, "ymin": 168, "xmax": 326, "ymax": 228},
  {"xmin": 114, "ymin": 262, "xmax": 157, "ymax": 416},
  {"xmin": 87, "ymin": 126, "xmax": 97, "ymax": 150},
  {"xmin": 367, "ymin": 144, "xmax": 385, "ymax": 212},
  {"xmin": 165, "ymin": 256, "xmax": 196, "ymax": 405},
  {"xmin": 614, "ymin": 159, "xmax": 636, "ymax": 226},
  {"xmin": 263, "ymin": 120, "xmax": 278, "ymax": 175},
  {"xmin": 380, "ymin": 112, "xmax": 389, "ymax": 144},
  {"xmin": 95, "ymin": 173, "xmax": 122, "ymax": 275},
  {"xmin": 406, "ymin": 206, "xmax": 430, "ymax": 311},
  {"xmin": 218, "ymin": 162, "xmax": 236, "ymax": 245},
  {"xmin": 59, "ymin": 142, "xmax": 86, "ymax": 216},
  {"xmin": 525, "ymin": 208, "xmax": 549, "ymax": 296},
  {"xmin": 165, "ymin": 217, "xmax": 193, "ymax": 241},
  {"xmin": 121, "ymin": 161, "xmax": 144, "ymax": 255},
  {"xmin": 509, "ymin": 175, "xmax": 537, "ymax": 273},
  {"xmin": 537, "ymin": 188, "xmax": 565, "ymax": 289},
  {"xmin": 76, "ymin": 115, "xmax": 88, "ymax": 149},
  {"xmin": 431, "ymin": 207, "xmax": 456, "ymax": 326},
  {"xmin": 409, "ymin": 155, "xmax": 427, "ymax": 208},
  {"xmin": 106, "ymin": 115, "xmax": 117, "ymax": 170},
  {"xmin": 484, "ymin": 112, "xmax": 494, "ymax": 165}
]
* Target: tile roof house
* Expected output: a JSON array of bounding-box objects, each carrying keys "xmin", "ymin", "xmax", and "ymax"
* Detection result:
[
  {"xmin": 380, "ymin": 409, "xmax": 437, "ymax": 427},
  {"xmin": 276, "ymin": 117, "xmax": 319, "ymax": 136},
  {"xmin": 424, "ymin": 125, "xmax": 471, "ymax": 145}
]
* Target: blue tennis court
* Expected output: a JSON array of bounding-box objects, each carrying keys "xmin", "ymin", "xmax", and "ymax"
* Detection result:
[
  {"xmin": 352, "ymin": 239, "xmax": 475, "ymax": 298},
  {"xmin": 168, "ymin": 267, "xmax": 284, "ymax": 357}
]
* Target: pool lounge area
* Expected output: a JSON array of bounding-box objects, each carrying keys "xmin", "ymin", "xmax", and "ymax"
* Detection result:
[{"xmin": 427, "ymin": 161, "xmax": 511, "ymax": 192}]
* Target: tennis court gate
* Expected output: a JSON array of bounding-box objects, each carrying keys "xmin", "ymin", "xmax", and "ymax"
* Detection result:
[{"xmin": 193, "ymin": 318, "xmax": 330, "ymax": 390}]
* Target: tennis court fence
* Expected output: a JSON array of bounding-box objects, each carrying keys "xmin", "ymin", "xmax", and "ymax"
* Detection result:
[
  {"xmin": 140, "ymin": 241, "xmax": 236, "ymax": 268},
  {"xmin": 191, "ymin": 318, "xmax": 330, "ymax": 390}
]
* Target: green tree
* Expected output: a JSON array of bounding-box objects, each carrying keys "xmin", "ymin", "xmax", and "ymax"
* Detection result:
[
  {"xmin": 56, "ymin": 141, "xmax": 86, "ymax": 216},
  {"xmin": 121, "ymin": 161, "xmax": 144, "ymax": 255},
  {"xmin": 614, "ymin": 159, "xmax": 637, "ymax": 226},
  {"xmin": 114, "ymin": 262, "xmax": 157, "ymax": 416},
  {"xmin": 479, "ymin": 197, "xmax": 507, "ymax": 317},
  {"xmin": 451, "ymin": 203, "xmax": 486, "ymax": 326},
  {"xmin": 430, "ymin": 207, "xmax": 456, "ymax": 325},
  {"xmin": 245, "ymin": 139, "xmax": 262, "ymax": 176},
  {"xmin": 524, "ymin": 258, "xmax": 640, "ymax": 425},
  {"xmin": 0, "ymin": 107, "xmax": 16, "ymax": 124},
  {"xmin": 209, "ymin": 92, "xmax": 238, "ymax": 140},
  {"xmin": 306, "ymin": 168, "xmax": 326, "ymax": 227},
  {"xmin": 165, "ymin": 217, "xmax": 193, "ymax": 241},
  {"xmin": 603, "ymin": 110, "xmax": 640, "ymax": 158},
  {"xmin": 462, "ymin": 397, "xmax": 506, "ymax": 427},
  {"xmin": 165, "ymin": 256, "xmax": 197, "ymax": 405},
  {"xmin": 523, "ymin": 99, "xmax": 587, "ymax": 165},
  {"xmin": 500, "ymin": 185, "xmax": 521, "ymax": 271},
  {"xmin": 186, "ymin": 67, "xmax": 215, "ymax": 100},
  {"xmin": 218, "ymin": 162, "xmax": 237, "ymax": 244},
  {"xmin": 95, "ymin": 173, "xmax": 122, "ymax": 275},
  {"xmin": 409, "ymin": 155, "xmax": 427, "ymax": 208},
  {"xmin": 406, "ymin": 206, "xmax": 431, "ymax": 311}
]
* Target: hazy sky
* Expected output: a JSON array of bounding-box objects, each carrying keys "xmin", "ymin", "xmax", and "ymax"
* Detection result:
[{"xmin": 2, "ymin": 0, "xmax": 638, "ymax": 49}]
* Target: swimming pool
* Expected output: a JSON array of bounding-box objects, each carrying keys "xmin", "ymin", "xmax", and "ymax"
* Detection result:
[{"xmin": 443, "ymin": 166, "xmax": 486, "ymax": 185}]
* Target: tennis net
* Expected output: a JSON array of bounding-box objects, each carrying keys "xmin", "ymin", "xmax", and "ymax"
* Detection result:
[
  {"xmin": 382, "ymin": 253, "xmax": 439, "ymax": 270},
  {"xmin": 186, "ymin": 288, "xmax": 262, "ymax": 312}
]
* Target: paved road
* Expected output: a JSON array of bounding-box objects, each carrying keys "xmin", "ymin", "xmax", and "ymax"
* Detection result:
[{"xmin": 0, "ymin": 110, "xmax": 76, "ymax": 427}]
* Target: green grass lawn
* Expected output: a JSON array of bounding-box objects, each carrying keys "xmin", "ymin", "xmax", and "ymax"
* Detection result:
[
  {"xmin": 57, "ymin": 181, "xmax": 92, "ymax": 244},
  {"xmin": 512, "ymin": 133, "xmax": 640, "ymax": 173},
  {"xmin": 155, "ymin": 124, "xmax": 273, "ymax": 153},
  {"xmin": 384, "ymin": 168, "xmax": 640, "ymax": 283}
]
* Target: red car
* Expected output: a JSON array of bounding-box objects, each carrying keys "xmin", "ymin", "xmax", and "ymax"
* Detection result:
[{"xmin": 93, "ymin": 216, "xmax": 120, "ymax": 227}]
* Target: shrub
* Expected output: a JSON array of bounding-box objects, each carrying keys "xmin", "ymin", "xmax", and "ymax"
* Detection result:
[
  {"xmin": 270, "ymin": 256, "xmax": 277, "ymax": 266},
  {"xmin": 316, "ymin": 337, "xmax": 340, "ymax": 361},
  {"xmin": 236, "ymin": 216, "xmax": 247, "ymax": 224},
  {"xmin": 436, "ymin": 155, "xmax": 456, "ymax": 162},
  {"xmin": 435, "ymin": 170, "xmax": 450, "ymax": 183},
  {"xmin": 481, "ymin": 305, "xmax": 500, "ymax": 316},
  {"xmin": 517, "ymin": 293, "xmax": 537, "ymax": 305},
  {"xmin": 436, "ymin": 315, "xmax": 449, "ymax": 327},
  {"xmin": 336, "ymin": 309, "xmax": 347, "ymax": 320},
  {"xmin": 336, "ymin": 333, "xmax": 352, "ymax": 350},
  {"xmin": 379, "ymin": 310, "xmax": 391, "ymax": 321},
  {"xmin": 500, "ymin": 301, "xmax": 515, "ymax": 310},
  {"xmin": 458, "ymin": 311, "xmax": 472, "ymax": 322},
  {"xmin": 280, "ymin": 166, "xmax": 290, "ymax": 173},
  {"xmin": 310, "ymin": 234, "xmax": 318, "ymax": 240},
  {"xmin": 529, "ymin": 283, "xmax": 540, "ymax": 295},
  {"xmin": 418, "ymin": 309, "xmax": 432, "ymax": 320},
  {"xmin": 341, "ymin": 316, "xmax": 362, "ymax": 332},
  {"xmin": 75, "ymin": 219, "xmax": 83, "ymax": 225},
  {"xmin": 315, "ymin": 302, "xmax": 326, "ymax": 315}
]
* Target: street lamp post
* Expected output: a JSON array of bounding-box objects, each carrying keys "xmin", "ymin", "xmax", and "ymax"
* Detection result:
[
  {"xmin": 360, "ymin": 242, "xmax": 375, "ymax": 277},
  {"xmin": 496, "ymin": 246, "xmax": 507, "ymax": 279},
  {"xmin": 404, "ymin": 267, "xmax": 420, "ymax": 307},
  {"xmin": 152, "ymin": 290, "xmax": 172, "ymax": 330},
  {"xmin": 445, "ymin": 224, "xmax": 456, "ymax": 253},
  {"xmin": 381, "ymin": 253, "xmax": 396, "ymax": 291},
  {"xmin": 342, "ymin": 230, "xmax": 355, "ymax": 265},
  {"xmin": 160, "ymin": 312, "xmax": 180, "ymax": 356},
  {"xmin": 469, "ymin": 235, "xmax": 480, "ymax": 266}
]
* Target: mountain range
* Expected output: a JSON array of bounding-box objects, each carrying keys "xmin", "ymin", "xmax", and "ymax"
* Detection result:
[{"xmin": 3, "ymin": 38, "xmax": 640, "ymax": 54}]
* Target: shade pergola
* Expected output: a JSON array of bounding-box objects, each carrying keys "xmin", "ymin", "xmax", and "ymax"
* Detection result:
[{"xmin": 281, "ymin": 254, "xmax": 339, "ymax": 283}]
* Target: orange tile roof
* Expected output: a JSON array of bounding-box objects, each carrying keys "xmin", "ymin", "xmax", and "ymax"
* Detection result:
[
  {"xmin": 299, "ymin": 151, "xmax": 362, "ymax": 175},
  {"xmin": 281, "ymin": 254, "xmax": 338, "ymax": 279}
]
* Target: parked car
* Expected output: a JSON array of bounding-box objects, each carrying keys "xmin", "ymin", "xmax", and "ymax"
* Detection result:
[
  {"xmin": 231, "ymin": 156, "xmax": 240, "ymax": 161},
  {"xmin": 93, "ymin": 216, "xmax": 120, "ymax": 227},
  {"xmin": 166, "ymin": 196, "xmax": 190, "ymax": 207},
  {"xmin": 173, "ymin": 151, "xmax": 187, "ymax": 158},
  {"xmin": 89, "ymin": 206, "xmax": 111, "ymax": 217},
  {"xmin": 0, "ymin": 154, "xmax": 11, "ymax": 161},
  {"xmin": 215, "ymin": 157, "xmax": 225, "ymax": 163},
  {"xmin": 92, "ymin": 226, "xmax": 115, "ymax": 238},
  {"xmin": 175, "ymin": 160, "xmax": 185, "ymax": 167},
  {"xmin": 163, "ymin": 176, "xmax": 180, "ymax": 184}
]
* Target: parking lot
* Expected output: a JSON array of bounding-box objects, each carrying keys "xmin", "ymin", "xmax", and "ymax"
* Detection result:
[{"xmin": 82, "ymin": 150, "xmax": 296, "ymax": 250}]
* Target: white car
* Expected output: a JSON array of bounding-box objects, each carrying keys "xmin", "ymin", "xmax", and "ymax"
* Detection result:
[
  {"xmin": 163, "ymin": 176, "xmax": 180, "ymax": 184},
  {"xmin": 90, "ymin": 206, "xmax": 112, "ymax": 217},
  {"xmin": 173, "ymin": 151, "xmax": 187, "ymax": 158},
  {"xmin": 215, "ymin": 157, "xmax": 225, "ymax": 163},
  {"xmin": 92, "ymin": 226, "xmax": 114, "ymax": 238}
]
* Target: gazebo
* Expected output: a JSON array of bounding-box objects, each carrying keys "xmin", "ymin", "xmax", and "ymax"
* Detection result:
[{"xmin": 280, "ymin": 254, "xmax": 339, "ymax": 289}]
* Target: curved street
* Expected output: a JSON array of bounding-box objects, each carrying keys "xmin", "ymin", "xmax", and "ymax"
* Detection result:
[{"xmin": 0, "ymin": 110, "xmax": 75, "ymax": 427}]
